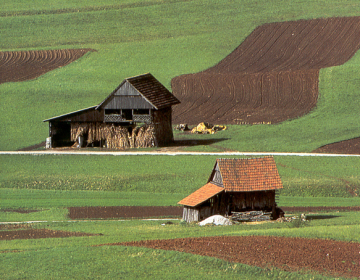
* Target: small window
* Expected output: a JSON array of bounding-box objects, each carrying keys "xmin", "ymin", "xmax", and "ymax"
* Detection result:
[
  {"xmin": 105, "ymin": 109, "xmax": 121, "ymax": 115},
  {"xmin": 133, "ymin": 109, "xmax": 150, "ymax": 115}
]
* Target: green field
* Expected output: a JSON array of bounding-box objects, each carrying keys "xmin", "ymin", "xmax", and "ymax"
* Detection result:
[
  {"xmin": 0, "ymin": 154, "xmax": 359, "ymax": 278},
  {"xmin": 2, "ymin": 0, "xmax": 360, "ymax": 279},
  {"xmin": 1, "ymin": 0, "xmax": 360, "ymax": 151}
]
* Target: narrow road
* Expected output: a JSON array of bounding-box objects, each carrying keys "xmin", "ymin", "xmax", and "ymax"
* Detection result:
[{"xmin": 1, "ymin": 151, "xmax": 360, "ymax": 156}]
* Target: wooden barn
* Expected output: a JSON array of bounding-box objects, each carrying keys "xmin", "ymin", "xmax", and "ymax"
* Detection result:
[
  {"xmin": 43, "ymin": 73, "xmax": 180, "ymax": 149},
  {"xmin": 178, "ymin": 157, "xmax": 284, "ymax": 223}
]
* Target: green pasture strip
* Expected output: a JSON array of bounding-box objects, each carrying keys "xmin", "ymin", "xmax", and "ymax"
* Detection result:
[
  {"xmin": 1, "ymin": 1, "xmax": 360, "ymax": 151},
  {"xmin": 0, "ymin": 246, "xmax": 333, "ymax": 280},
  {"xmin": 1, "ymin": 155, "xmax": 360, "ymax": 200},
  {"xmin": 1, "ymin": 212, "xmax": 358, "ymax": 279},
  {"xmin": 0, "ymin": 208, "xmax": 67, "ymax": 223},
  {"xmin": 0, "ymin": 188, "xmax": 184, "ymax": 208}
]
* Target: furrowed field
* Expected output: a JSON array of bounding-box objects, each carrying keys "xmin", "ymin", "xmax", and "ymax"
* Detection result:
[
  {"xmin": 1, "ymin": 0, "xmax": 360, "ymax": 279},
  {"xmin": 1, "ymin": 0, "xmax": 360, "ymax": 151}
]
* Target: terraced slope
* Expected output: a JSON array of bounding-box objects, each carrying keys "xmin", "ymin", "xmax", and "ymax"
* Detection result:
[
  {"xmin": 0, "ymin": 49, "xmax": 94, "ymax": 84},
  {"xmin": 172, "ymin": 17, "xmax": 360, "ymax": 124}
]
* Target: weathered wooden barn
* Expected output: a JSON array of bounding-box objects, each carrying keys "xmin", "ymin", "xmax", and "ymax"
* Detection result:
[
  {"xmin": 178, "ymin": 157, "xmax": 283, "ymax": 223},
  {"xmin": 43, "ymin": 73, "xmax": 180, "ymax": 149}
]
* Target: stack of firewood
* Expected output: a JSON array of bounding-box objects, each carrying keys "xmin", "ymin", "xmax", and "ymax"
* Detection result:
[{"xmin": 230, "ymin": 211, "xmax": 272, "ymax": 222}]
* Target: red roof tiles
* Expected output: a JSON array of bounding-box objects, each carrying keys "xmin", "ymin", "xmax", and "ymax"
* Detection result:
[
  {"xmin": 178, "ymin": 183, "xmax": 224, "ymax": 207},
  {"xmin": 215, "ymin": 157, "xmax": 283, "ymax": 191}
]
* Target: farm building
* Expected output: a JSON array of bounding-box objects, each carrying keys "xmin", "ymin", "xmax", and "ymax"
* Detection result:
[
  {"xmin": 178, "ymin": 157, "xmax": 284, "ymax": 223},
  {"xmin": 43, "ymin": 73, "xmax": 180, "ymax": 149}
]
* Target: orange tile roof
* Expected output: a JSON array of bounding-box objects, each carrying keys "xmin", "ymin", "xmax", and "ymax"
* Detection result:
[
  {"xmin": 216, "ymin": 157, "xmax": 283, "ymax": 192},
  {"xmin": 178, "ymin": 183, "xmax": 224, "ymax": 207}
]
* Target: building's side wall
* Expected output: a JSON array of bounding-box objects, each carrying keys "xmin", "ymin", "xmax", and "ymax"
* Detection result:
[
  {"xmin": 182, "ymin": 206, "xmax": 200, "ymax": 222},
  {"xmin": 230, "ymin": 190, "xmax": 276, "ymax": 211},
  {"xmin": 152, "ymin": 107, "xmax": 174, "ymax": 146}
]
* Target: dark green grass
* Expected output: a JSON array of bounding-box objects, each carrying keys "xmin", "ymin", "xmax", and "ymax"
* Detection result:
[{"xmin": 2, "ymin": 0, "xmax": 360, "ymax": 150}]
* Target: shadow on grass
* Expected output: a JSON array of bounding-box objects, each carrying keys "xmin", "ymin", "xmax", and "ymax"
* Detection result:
[
  {"xmin": 169, "ymin": 138, "xmax": 230, "ymax": 147},
  {"xmin": 306, "ymin": 214, "xmax": 341, "ymax": 220}
]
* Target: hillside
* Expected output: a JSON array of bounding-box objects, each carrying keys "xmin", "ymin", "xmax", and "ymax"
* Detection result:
[
  {"xmin": 172, "ymin": 17, "xmax": 360, "ymax": 124},
  {"xmin": 1, "ymin": 0, "xmax": 360, "ymax": 151}
]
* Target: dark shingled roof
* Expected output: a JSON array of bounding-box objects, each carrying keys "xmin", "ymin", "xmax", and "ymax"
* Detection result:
[
  {"xmin": 126, "ymin": 73, "xmax": 180, "ymax": 109},
  {"xmin": 96, "ymin": 73, "xmax": 180, "ymax": 110}
]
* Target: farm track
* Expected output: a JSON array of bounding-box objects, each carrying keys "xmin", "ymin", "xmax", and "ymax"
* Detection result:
[
  {"xmin": 172, "ymin": 16, "xmax": 360, "ymax": 124},
  {"xmin": 115, "ymin": 235, "xmax": 360, "ymax": 278},
  {"xmin": 0, "ymin": 49, "xmax": 95, "ymax": 84}
]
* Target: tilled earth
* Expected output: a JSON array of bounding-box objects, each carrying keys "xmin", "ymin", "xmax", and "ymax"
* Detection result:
[
  {"xmin": 0, "ymin": 229, "xmax": 95, "ymax": 240},
  {"xmin": 0, "ymin": 49, "xmax": 95, "ymax": 84},
  {"xmin": 172, "ymin": 16, "xmax": 360, "ymax": 125},
  {"xmin": 67, "ymin": 206, "xmax": 360, "ymax": 219},
  {"xmin": 313, "ymin": 136, "xmax": 360, "ymax": 154},
  {"xmin": 68, "ymin": 206, "xmax": 183, "ymax": 219},
  {"xmin": 114, "ymin": 235, "xmax": 360, "ymax": 278}
]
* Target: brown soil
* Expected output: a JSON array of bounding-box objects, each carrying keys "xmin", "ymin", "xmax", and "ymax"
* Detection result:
[
  {"xmin": 113, "ymin": 236, "xmax": 359, "ymax": 278},
  {"xmin": 313, "ymin": 137, "xmax": 360, "ymax": 154},
  {"xmin": 0, "ymin": 229, "xmax": 95, "ymax": 240},
  {"xmin": 172, "ymin": 17, "xmax": 360, "ymax": 125},
  {"xmin": 68, "ymin": 206, "xmax": 359, "ymax": 220},
  {"xmin": 68, "ymin": 206, "xmax": 183, "ymax": 219},
  {"xmin": 0, "ymin": 49, "xmax": 95, "ymax": 84}
]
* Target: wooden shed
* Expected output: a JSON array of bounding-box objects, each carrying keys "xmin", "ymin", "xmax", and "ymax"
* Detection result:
[
  {"xmin": 43, "ymin": 73, "xmax": 180, "ymax": 149},
  {"xmin": 178, "ymin": 157, "xmax": 283, "ymax": 223}
]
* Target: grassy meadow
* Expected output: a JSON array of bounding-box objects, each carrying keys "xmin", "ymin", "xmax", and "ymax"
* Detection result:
[
  {"xmin": 1, "ymin": 0, "xmax": 360, "ymax": 150},
  {"xmin": 1, "ymin": 0, "xmax": 360, "ymax": 279},
  {"xmin": 0, "ymin": 154, "xmax": 359, "ymax": 278}
]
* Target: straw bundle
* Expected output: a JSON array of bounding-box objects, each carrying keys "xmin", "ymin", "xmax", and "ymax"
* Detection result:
[{"xmin": 70, "ymin": 122, "xmax": 157, "ymax": 149}]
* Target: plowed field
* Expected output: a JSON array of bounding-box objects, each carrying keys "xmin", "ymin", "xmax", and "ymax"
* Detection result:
[
  {"xmin": 0, "ymin": 49, "xmax": 94, "ymax": 84},
  {"xmin": 114, "ymin": 236, "xmax": 359, "ymax": 278},
  {"xmin": 68, "ymin": 206, "xmax": 183, "ymax": 219},
  {"xmin": 67, "ymin": 206, "xmax": 359, "ymax": 219},
  {"xmin": 0, "ymin": 229, "xmax": 95, "ymax": 240},
  {"xmin": 172, "ymin": 17, "xmax": 360, "ymax": 124},
  {"xmin": 313, "ymin": 136, "xmax": 360, "ymax": 154}
]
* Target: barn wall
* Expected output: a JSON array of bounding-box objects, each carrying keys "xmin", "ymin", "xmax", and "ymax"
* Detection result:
[
  {"xmin": 182, "ymin": 206, "xmax": 200, "ymax": 222},
  {"xmin": 230, "ymin": 190, "xmax": 276, "ymax": 211},
  {"xmin": 152, "ymin": 107, "xmax": 174, "ymax": 146}
]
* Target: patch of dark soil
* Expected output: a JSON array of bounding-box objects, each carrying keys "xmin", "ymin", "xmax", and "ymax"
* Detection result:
[
  {"xmin": 68, "ymin": 206, "xmax": 359, "ymax": 220},
  {"xmin": 0, "ymin": 49, "xmax": 96, "ymax": 84},
  {"xmin": 313, "ymin": 137, "xmax": 360, "ymax": 154},
  {"xmin": 172, "ymin": 17, "xmax": 360, "ymax": 125},
  {"xmin": 112, "ymin": 236, "xmax": 359, "ymax": 278},
  {"xmin": 68, "ymin": 206, "xmax": 183, "ymax": 219},
  {"xmin": 1, "ymin": 209, "xmax": 41, "ymax": 214},
  {"xmin": 0, "ymin": 229, "xmax": 95, "ymax": 240}
]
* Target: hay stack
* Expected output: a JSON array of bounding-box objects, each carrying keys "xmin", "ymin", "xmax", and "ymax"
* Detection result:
[{"xmin": 70, "ymin": 122, "xmax": 156, "ymax": 149}]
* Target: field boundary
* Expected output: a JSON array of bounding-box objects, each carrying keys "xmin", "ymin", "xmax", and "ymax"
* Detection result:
[{"xmin": 1, "ymin": 151, "xmax": 360, "ymax": 157}]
